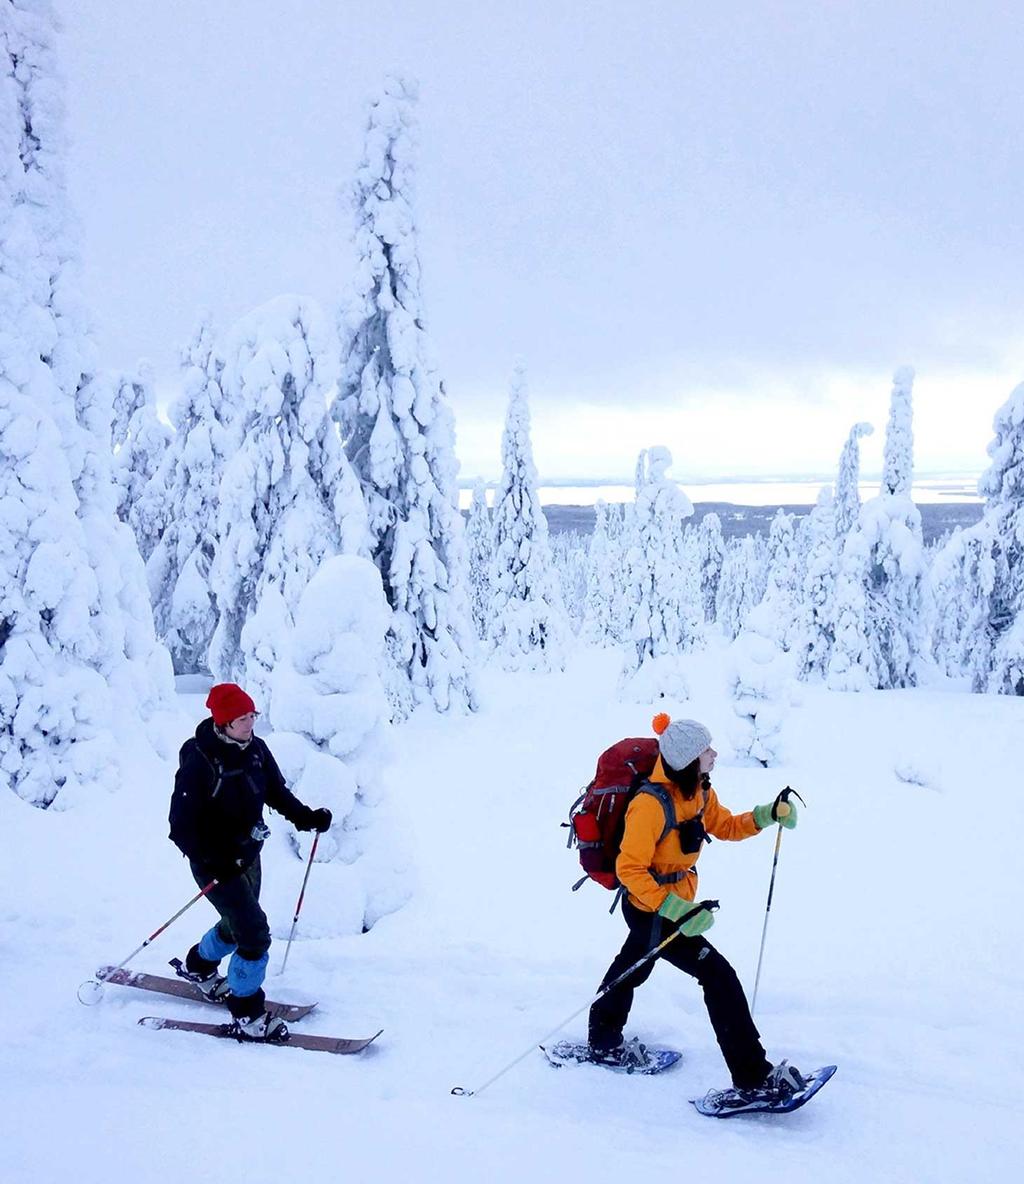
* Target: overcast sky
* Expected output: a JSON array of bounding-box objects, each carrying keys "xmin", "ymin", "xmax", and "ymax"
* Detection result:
[{"xmin": 60, "ymin": 1, "xmax": 1024, "ymax": 481}]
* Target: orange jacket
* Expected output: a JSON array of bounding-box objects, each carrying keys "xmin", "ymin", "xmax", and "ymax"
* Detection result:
[{"xmin": 616, "ymin": 756, "xmax": 760, "ymax": 912}]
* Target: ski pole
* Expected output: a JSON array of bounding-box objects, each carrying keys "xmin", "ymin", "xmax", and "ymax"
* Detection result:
[
  {"xmin": 451, "ymin": 899, "xmax": 719, "ymax": 1098},
  {"xmin": 278, "ymin": 833, "xmax": 319, "ymax": 976},
  {"xmin": 77, "ymin": 878, "xmax": 220, "ymax": 1005},
  {"xmin": 750, "ymin": 786, "xmax": 806, "ymax": 1015}
]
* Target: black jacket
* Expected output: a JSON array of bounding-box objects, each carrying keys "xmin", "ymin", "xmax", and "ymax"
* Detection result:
[{"xmin": 168, "ymin": 718, "xmax": 317, "ymax": 872}]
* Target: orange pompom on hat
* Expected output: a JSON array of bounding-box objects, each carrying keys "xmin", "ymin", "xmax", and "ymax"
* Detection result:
[
  {"xmin": 652, "ymin": 713, "xmax": 712, "ymax": 771},
  {"xmin": 206, "ymin": 683, "xmax": 256, "ymax": 726}
]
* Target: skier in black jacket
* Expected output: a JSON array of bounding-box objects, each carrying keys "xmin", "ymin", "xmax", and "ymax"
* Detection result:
[{"xmin": 169, "ymin": 682, "xmax": 332, "ymax": 1041}]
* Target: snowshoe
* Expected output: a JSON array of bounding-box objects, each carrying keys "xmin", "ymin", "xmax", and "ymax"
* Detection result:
[
  {"xmin": 543, "ymin": 1037, "xmax": 682, "ymax": 1075},
  {"xmin": 692, "ymin": 1062, "xmax": 837, "ymax": 1117}
]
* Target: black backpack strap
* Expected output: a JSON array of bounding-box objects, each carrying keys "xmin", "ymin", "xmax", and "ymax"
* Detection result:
[
  {"xmin": 635, "ymin": 781, "xmax": 677, "ymax": 845},
  {"xmin": 636, "ymin": 781, "xmax": 695, "ymax": 886},
  {"xmin": 194, "ymin": 746, "xmax": 225, "ymax": 796}
]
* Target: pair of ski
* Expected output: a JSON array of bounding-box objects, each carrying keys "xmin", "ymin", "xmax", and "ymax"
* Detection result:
[
  {"xmin": 542, "ymin": 1040, "xmax": 837, "ymax": 1117},
  {"xmin": 98, "ymin": 965, "xmax": 381, "ymax": 1056}
]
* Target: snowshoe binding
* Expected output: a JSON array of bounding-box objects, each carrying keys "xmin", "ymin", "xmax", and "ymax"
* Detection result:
[
  {"xmin": 543, "ymin": 1036, "xmax": 681, "ymax": 1075},
  {"xmin": 692, "ymin": 1061, "xmax": 837, "ymax": 1118}
]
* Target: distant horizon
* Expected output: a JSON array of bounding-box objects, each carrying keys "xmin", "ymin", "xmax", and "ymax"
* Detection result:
[{"xmin": 458, "ymin": 468, "xmax": 984, "ymax": 488}]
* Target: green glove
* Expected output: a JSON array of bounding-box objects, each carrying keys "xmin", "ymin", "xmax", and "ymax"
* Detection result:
[
  {"xmin": 657, "ymin": 895, "xmax": 716, "ymax": 937},
  {"xmin": 753, "ymin": 798, "xmax": 798, "ymax": 830}
]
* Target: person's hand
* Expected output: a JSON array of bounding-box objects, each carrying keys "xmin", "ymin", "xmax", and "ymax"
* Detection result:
[
  {"xmin": 753, "ymin": 798, "xmax": 798, "ymax": 830},
  {"xmin": 657, "ymin": 895, "xmax": 716, "ymax": 937},
  {"xmin": 311, "ymin": 808, "xmax": 333, "ymax": 833},
  {"xmin": 205, "ymin": 857, "xmax": 245, "ymax": 884}
]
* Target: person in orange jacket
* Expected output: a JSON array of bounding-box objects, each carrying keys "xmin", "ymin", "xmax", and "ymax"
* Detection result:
[{"xmin": 587, "ymin": 714, "xmax": 804, "ymax": 1100}]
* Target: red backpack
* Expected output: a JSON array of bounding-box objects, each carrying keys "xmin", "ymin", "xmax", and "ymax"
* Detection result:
[{"xmin": 566, "ymin": 737, "xmax": 677, "ymax": 894}]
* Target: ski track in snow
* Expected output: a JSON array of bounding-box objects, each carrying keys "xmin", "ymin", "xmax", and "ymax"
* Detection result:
[{"xmin": 2, "ymin": 645, "xmax": 1022, "ymax": 1183}]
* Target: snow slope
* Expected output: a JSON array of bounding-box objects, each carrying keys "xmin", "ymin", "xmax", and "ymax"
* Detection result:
[{"xmin": 1, "ymin": 647, "xmax": 1021, "ymax": 1183}]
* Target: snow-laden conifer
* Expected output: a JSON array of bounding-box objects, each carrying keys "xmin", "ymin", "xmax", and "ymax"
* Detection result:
[
  {"xmin": 716, "ymin": 535, "xmax": 766, "ymax": 640},
  {"xmin": 582, "ymin": 499, "xmax": 617, "ymax": 644},
  {"xmin": 209, "ymin": 295, "xmax": 369, "ymax": 712},
  {"xmin": 694, "ymin": 513, "xmax": 725, "ymax": 624},
  {"xmin": 828, "ymin": 370, "xmax": 926, "ymax": 689},
  {"xmin": 835, "ymin": 422, "xmax": 874, "ymax": 537},
  {"xmin": 487, "ymin": 363, "xmax": 568, "ymax": 670},
  {"xmin": 794, "ymin": 485, "xmax": 837, "ymax": 677},
  {"xmin": 465, "ymin": 480, "xmax": 492, "ymax": 642},
  {"xmin": 267, "ymin": 556, "xmax": 409, "ymax": 932},
  {"xmin": 757, "ymin": 509, "xmax": 800, "ymax": 649},
  {"xmin": 882, "ymin": 367, "xmax": 915, "ymax": 497},
  {"xmin": 620, "ymin": 446, "xmax": 700, "ymax": 682},
  {"xmin": 604, "ymin": 502, "xmax": 632, "ymax": 642},
  {"xmin": 145, "ymin": 315, "xmax": 236, "ymax": 673},
  {"xmin": 963, "ymin": 381, "xmax": 1024, "ymax": 694},
  {"xmin": 113, "ymin": 366, "xmax": 173, "ymax": 559},
  {"xmin": 551, "ymin": 531, "xmax": 587, "ymax": 634},
  {"xmin": 929, "ymin": 523, "xmax": 995, "ymax": 683},
  {"xmin": 729, "ymin": 603, "xmax": 796, "ymax": 767},
  {"xmin": 336, "ymin": 76, "xmax": 474, "ymax": 715},
  {"xmin": 1, "ymin": 4, "xmax": 170, "ymax": 806}
]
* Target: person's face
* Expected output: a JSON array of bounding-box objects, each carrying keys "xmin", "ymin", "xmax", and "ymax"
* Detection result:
[
  {"xmin": 698, "ymin": 746, "xmax": 717, "ymax": 774},
  {"xmin": 224, "ymin": 712, "xmax": 257, "ymax": 742}
]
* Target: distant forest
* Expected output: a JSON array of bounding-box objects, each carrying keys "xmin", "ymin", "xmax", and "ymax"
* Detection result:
[{"xmin": 541, "ymin": 501, "xmax": 983, "ymax": 545}]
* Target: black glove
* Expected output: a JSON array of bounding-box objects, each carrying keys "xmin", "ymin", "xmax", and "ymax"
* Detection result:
[{"xmin": 310, "ymin": 808, "xmax": 333, "ymax": 833}]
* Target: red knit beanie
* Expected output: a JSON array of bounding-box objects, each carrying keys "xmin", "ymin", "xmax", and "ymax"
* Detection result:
[{"xmin": 206, "ymin": 683, "xmax": 257, "ymax": 726}]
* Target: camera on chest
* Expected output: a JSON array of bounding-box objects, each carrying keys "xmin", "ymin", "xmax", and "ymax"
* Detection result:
[{"xmin": 676, "ymin": 816, "xmax": 707, "ymax": 855}]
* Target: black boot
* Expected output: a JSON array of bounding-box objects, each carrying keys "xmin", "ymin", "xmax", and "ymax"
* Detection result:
[
  {"xmin": 174, "ymin": 946, "xmax": 230, "ymax": 1001},
  {"xmin": 226, "ymin": 989, "xmax": 288, "ymax": 1042}
]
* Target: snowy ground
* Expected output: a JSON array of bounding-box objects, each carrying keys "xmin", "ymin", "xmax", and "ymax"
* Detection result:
[{"xmin": 2, "ymin": 647, "xmax": 1022, "ymax": 1183}]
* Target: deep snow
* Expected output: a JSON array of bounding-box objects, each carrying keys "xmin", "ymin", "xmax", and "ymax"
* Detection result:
[{"xmin": 1, "ymin": 645, "xmax": 1021, "ymax": 1183}]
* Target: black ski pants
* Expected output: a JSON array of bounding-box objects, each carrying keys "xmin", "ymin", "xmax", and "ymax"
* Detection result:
[
  {"xmin": 587, "ymin": 896, "xmax": 772, "ymax": 1089},
  {"xmin": 189, "ymin": 857, "xmax": 271, "ymax": 961}
]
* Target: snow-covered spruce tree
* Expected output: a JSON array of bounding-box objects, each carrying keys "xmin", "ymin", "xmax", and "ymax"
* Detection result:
[
  {"xmin": 582, "ymin": 498, "xmax": 618, "ymax": 644},
  {"xmin": 267, "ymin": 556, "xmax": 408, "ymax": 931},
  {"xmin": 603, "ymin": 501, "xmax": 632, "ymax": 642},
  {"xmin": 336, "ymin": 75, "xmax": 475, "ymax": 716},
  {"xmin": 757, "ymin": 509, "xmax": 800, "ymax": 649},
  {"xmin": 834, "ymin": 421, "xmax": 874, "ymax": 538},
  {"xmin": 465, "ymin": 479, "xmax": 492, "ymax": 642},
  {"xmin": 209, "ymin": 295, "xmax": 369, "ymax": 714},
  {"xmin": 4, "ymin": 6, "xmax": 170, "ymax": 706},
  {"xmin": 969, "ymin": 381, "xmax": 1024, "ymax": 694},
  {"xmin": 620, "ymin": 446, "xmax": 701, "ymax": 690},
  {"xmin": 928, "ymin": 522, "xmax": 995, "ymax": 682},
  {"xmin": 794, "ymin": 485, "xmax": 837, "ymax": 678},
  {"xmin": 800, "ymin": 422, "xmax": 870, "ymax": 678},
  {"xmin": 551, "ymin": 531, "xmax": 587, "ymax": 634},
  {"xmin": 694, "ymin": 512, "xmax": 725, "ymax": 624},
  {"xmin": 729, "ymin": 603, "xmax": 796, "ymax": 767},
  {"xmin": 113, "ymin": 365, "xmax": 173, "ymax": 560},
  {"xmin": 0, "ymin": 371, "xmax": 120, "ymax": 807},
  {"xmin": 145, "ymin": 314, "xmax": 236, "ymax": 674},
  {"xmin": 1, "ymin": 5, "xmax": 170, "ymax": 807},
  {"xmin": 828, "ymin": 369, "xmax": 926, "ymax": 690},
  {"xmin": 716, "ymin": 535, "xmax": 766, "ymax": 640},
  {"xmin": 487, "ymin": 363, "xmax": 568, "ymax": 670}
]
